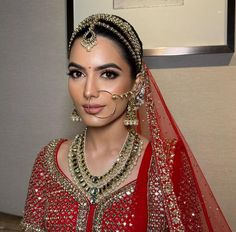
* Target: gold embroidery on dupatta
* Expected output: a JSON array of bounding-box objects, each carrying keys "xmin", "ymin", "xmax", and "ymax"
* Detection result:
[
  {"xmin": 147, "ymin": 156, "xmax": 168, "ymax": 231},
  {"xmin": 145, "ymin": 77, "xmax": 185, "ymax": 231}
]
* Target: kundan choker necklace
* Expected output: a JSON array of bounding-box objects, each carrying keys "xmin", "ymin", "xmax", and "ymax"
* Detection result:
[{"xmin": 68, "ymin": 128, "xmax": 143, "ymax": 204}]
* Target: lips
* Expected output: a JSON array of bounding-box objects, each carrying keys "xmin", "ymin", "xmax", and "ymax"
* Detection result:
[{"xmin": 82, "ymin": 104, "xmax": 105, "ymax": 115}]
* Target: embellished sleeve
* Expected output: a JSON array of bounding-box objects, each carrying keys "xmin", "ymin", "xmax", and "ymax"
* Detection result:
[{"xmin": 21, "ymin": 147, "xmax": 48, "ymax": 232}]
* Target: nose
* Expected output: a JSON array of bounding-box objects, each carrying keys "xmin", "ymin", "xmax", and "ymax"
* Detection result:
[{"xmin": 83, "ymin": 76, "xmax": 99, "ymax": 99}]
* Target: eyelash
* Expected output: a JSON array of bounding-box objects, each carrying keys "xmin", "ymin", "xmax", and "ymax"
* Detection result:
[
  {"xmin": 67, "ymin": 69, "xmax": 119, "ymax": 80},
  {"xmin": 101, "ymin": 70, "xmax": 119, "ymax": 79},
  {"xmin": 67, "ymin": 70, "xmax": 84, "ymax": 79}
]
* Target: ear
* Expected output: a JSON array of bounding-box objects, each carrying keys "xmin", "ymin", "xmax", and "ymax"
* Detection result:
[{"xmin": 132, "ymin": 72, "xmax": 144, "ymax": 94}]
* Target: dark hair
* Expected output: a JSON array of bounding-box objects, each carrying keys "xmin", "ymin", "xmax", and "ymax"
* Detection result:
[{"xmin": 68, "ymin": 15, "xmax": 143, "ymax": 79}]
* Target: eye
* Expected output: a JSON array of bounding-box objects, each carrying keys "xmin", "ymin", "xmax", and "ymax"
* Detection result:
[
  {"xmin": 101, "ymin": 70, "xmax": 119, "ymax": 79},
  {"xmin": 67, "ymin": 70, "xmax": 84, "ymax": 79}
]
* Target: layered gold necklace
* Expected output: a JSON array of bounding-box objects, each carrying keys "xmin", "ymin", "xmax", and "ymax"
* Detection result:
[{"xmin": 68, "ymin": 128, "xmax": 143, "ymax": 204}]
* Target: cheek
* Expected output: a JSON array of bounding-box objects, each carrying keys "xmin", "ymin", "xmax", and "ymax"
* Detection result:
[
  {"xmin": 106, "ymin": 79, "xmax": 134, "ymax": 95},
  {"xmin": 68, "ymin": 80, "xmax": 83, "ymax": 102}
]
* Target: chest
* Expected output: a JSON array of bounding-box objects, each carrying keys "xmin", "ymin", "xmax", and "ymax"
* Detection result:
[{"xmin": 44, "ymin": 181, "xmax": 138, "ymax": 231}]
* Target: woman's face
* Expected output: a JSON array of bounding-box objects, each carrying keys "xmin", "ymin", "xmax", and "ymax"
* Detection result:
[{"xmin": 68, "ymin": 35, "xmax": 135, "ymax": 127}]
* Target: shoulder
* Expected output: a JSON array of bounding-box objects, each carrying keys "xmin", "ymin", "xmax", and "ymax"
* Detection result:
[
  {"xmin": 27, "ymin": 138, "xmax": 72, "ymax": 187},
  {"xmin": 44, "ymin": 138, "xmax": 68, "ymax": 153},
  {"xmin": 56, "ymin": 139, "xmax": 72, "ymax": 154},
  {"xmin": 56, "ymin": 139, "xmax": 73, "ymax": 176},
  {"xmin": 33, "ymin": 138, "xmax": 68, "ymax": 165},
  {"xmin": 46, "ymin": 138, "xmax": 68, "ymax": 149}
]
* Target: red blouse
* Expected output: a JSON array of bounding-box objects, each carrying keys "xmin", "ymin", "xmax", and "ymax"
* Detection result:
[{"xmin": 21, "ymin": 139, "xmax": 167, "ymax": 231}]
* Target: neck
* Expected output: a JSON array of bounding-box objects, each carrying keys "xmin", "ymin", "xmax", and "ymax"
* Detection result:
[{"xmin": 85, "ymin": 122, "xmax": 130, "ymax": 154}]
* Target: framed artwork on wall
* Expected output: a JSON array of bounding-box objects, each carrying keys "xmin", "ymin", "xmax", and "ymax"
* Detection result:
[{"xmin": 67, "ymin": 0, "xmax": 235, "ymax": 57}]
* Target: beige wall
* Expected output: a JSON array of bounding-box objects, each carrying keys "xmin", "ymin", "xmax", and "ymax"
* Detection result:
[{"xmin": 0, "ymin": 0, "xmax": 235, "ymax": 230}]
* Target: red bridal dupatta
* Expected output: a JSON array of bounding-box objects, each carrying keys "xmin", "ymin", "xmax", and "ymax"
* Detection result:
[{"xmin": 136, "ymin": 66, "xmax": 231, "ymax": 231}]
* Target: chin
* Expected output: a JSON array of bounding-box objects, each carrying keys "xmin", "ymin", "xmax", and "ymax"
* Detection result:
[
  {"xmin": 83, "ymin": 115, "xmax": 125, "ymax": 128},
  {"xmin": 80, "ymin": 108, "xmax": 126, "ymax": 128},
  {"xmin": 82, "ymin": 118, "xmax": 112, "ymax": 128}
]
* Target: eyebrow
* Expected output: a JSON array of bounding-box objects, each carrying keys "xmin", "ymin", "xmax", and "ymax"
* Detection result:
[
  {"xmin": 95, "ymin": 63, "xmax": 122, "ymax": 71},
  {"xmin": 68, "ymin": 62, "xmax": 85, "ymax": 71},
  {"xmin": 68, "ymin": 62, "xmax": 122, "ymax": 71}
]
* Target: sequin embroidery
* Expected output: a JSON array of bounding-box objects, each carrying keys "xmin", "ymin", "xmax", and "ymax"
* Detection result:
[{"xmin": 21, "ymin": 139, "xmax": 168, "ymax": 231}]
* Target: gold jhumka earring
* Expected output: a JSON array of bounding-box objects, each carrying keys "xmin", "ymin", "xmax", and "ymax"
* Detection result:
[
  {"xmin": 123, "ymin": 80, "xmax": 145, "ymax": 126},
  {"xmin": 71, "ymin": 108, "xmax": 82, "ymax": 122},
  {"xmin": 124, "ymin": 97, "xmax": 139, "ymax": 126}
]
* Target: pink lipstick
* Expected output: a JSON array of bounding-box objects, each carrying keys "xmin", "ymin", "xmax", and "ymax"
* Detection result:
[{"xmin": 82, "ymin": 104, "xmax": 105, "ymax": 115}]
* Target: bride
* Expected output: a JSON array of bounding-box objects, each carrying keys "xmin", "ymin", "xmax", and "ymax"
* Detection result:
[{"xmin": 21, "ymin": 13, "xmax": 231, "ymax": 231}]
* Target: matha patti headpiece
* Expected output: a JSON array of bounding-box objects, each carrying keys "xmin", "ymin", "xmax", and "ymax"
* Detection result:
[{"xmin": 68, "ymin": 13, "xmax": 143, "ymax": 73}]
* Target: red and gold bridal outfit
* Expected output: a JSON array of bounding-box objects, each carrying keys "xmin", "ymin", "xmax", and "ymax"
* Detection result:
[
  {"xmin": 22, "ymin": 68, "xmax": 232, "ymax": 232},
  {"xmin": 21, "ymin": 139, "xmax": 168, "ymax": 231}
]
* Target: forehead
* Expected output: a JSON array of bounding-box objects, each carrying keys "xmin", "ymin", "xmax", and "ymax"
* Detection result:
[
  {"xmin": 69, "ymin": 35, "xmax": 130, "ymax": 69},
  {"xmin": 70, "ymin": 35, "xmax": 121, "ymax": 57}
]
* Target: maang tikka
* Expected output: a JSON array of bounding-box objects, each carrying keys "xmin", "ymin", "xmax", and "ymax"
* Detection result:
[{"xmin": 80, "ymin": 23, "xmax": 97, "ymax": 52}]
